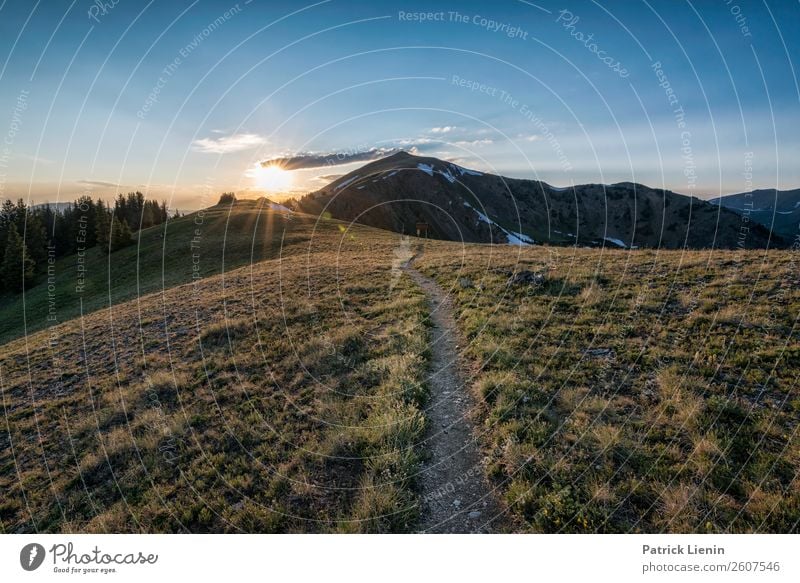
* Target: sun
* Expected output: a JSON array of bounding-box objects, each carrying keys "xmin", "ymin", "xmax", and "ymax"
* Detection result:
[{"xmin": 251, "ymin": 164, "xmax": 293, "ymax": 192}]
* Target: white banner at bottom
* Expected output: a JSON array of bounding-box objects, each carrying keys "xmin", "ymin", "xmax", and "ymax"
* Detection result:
[{"xmin": 1, "ymin": 534, "xmax": 796, "ymax": 582}]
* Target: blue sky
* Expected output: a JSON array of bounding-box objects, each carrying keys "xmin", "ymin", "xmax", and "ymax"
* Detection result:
[{"xmin": 0, "ymin": 0, "xmax": 798, "ymax": 208}]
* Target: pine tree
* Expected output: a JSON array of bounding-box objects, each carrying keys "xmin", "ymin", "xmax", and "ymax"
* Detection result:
[
  {"xmin": 71, "ymin": 196, "xmax": 97, "ymax": 248},
  {"xmin": 0, "ymin": 198, "xmax": 17, "ymax": 260},
  {"xmin": 95, "ymin": 199, "xmax": 111, "ymax": 252},
  {"xmin": 2, "ymin": 225, "xmax": 35, "ymax": 292},
  {"xmin": 141, "ymin": 201, "xmax": 155, "ymax": 229},
  {"xmin": 23, "ymin": 211, "xmax": 48, "ymax": 273},
  {"xmin": 109, "ymin": 216, "xmax": 133, "ymax": 252},
  {"xmin": 40, "ymin": 204, "xmax": 57, "ymax": 244},
  {"xmin": 12, "ymin": 198, "xmax": 27, "ymax": 233},
  {"xmin": 218, "ymin": 192, "xmax": 236, "ymax": 205},
  {"xmin": 52, "ymin": 208, "xmax": 71, "ymax": 256},
  {"xmin": 6, "ymin": 199, "xmax": 47, "ymax": 274},
  {"xmin": 115, "ymin": 193, "xmax": 127, "ymax": 226}
]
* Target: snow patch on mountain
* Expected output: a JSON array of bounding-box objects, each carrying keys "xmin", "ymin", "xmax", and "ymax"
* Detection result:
[
  {"xmin": 604, "ymin": 237, "xmax": 627, "ymax": 248},
  {"xmin": 437, "ymin": 167, "xmax": 457, "ymax": 183},
  {"xmin": 335, "ymin": 175, "xmax": 360, "ymax": 191},
  {"xmin": 454, "ymin": 164, "xmax": 483, "ymax": 176},
  {"xmin": 506, "ymin": 230, "xmax": 535, "ymax": 246},
  {"xmin": 411, "ymin": 161, "xmax": 483, "ymax": 183},
  {"xmin": 463, "ymin": 202, "xmax": 534, "ymax": 246}
]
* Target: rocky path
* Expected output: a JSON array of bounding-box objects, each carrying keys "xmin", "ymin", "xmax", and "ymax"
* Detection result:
[{"xmin": 404, "ymin": 259, "xmax": 504, "ymax": 533}]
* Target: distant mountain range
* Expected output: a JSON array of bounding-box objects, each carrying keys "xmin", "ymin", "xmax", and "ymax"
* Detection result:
[
  {"xmin": 32, "ymin": 202, "xmax": 74, "ymax": 212},
  {"xmin": 294, "ymin": 152, "xmax": 780, "ymax": 249},
  {"xmin": 711, "ymin": 188, "xmax": 800, "ymax": 241}
]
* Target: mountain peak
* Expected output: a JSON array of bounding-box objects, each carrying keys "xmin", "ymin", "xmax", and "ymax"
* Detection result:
[
  {"xmin": 297, "ymin": 150, "xmax": 778, "ymax": 250},
  {"xmin": 385, "ymin": 150, "xmax": 415, "ymax": 160}
]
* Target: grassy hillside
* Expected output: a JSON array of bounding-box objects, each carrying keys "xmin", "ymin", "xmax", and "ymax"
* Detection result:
[
  {"xmin": 416, "ymin": 241, "xmax": 800, "ymax": 532},
  {"xmin": 0, "ymin": 216, "xmax": 432, "ymax": 533},
  {"xmin": 0, "ymin": 201, "xmax": 321, "ymax": 345},
  {"xmin": 1, "ymin": 202, "xmax": 798, "ymax": 533}
]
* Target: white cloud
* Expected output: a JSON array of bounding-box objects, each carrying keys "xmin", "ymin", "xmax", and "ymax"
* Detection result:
[
  {"xmin": 454, "ymin": 138, "xmax": 494, "ymax": 147},
  {"xmin": 316, "ymin": 174, "xmax": 344, "ymax": 182},
  {"xmin": 430, "ymin": 126, "xmax": 456, "ymax": 134},
  {"xmin": 192, "ymin": 133, "xmax": 267, "ymax": 154}
]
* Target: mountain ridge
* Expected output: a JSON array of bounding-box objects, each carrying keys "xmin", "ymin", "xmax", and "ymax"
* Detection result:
[
  {"xmin": 295, "ymin": 152, "xmax": 780, "ymax": 249},
  {"xmin": 711, "ymin": 188, "xmax": 800, "ymax": 240}
]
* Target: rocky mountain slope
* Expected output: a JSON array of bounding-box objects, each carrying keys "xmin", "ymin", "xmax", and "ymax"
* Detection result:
[
  {"xmin": 711, "ymin": 188, "xmax": 800, "ymax": 241},
  {"xmin": 295, "ymin": 152, "xmax": 778, "ymax": 249}
]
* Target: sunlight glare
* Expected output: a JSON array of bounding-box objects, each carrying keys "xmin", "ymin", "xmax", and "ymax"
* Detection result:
[{"xmin": 251, "ymin": 164, "xmax": 293, "ymax": 192}]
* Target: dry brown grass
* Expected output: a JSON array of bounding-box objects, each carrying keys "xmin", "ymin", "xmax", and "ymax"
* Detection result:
[
  {"xmin": 416, "ymin": 240, "xmax": 800, "ymax": 533},
  {"xmin": 1, "ymin": 209, "xmax": 798, "ymax": 534},
  {"xmin": 0, "ymin": 211, "xmax": 430, "ymax": 533}
]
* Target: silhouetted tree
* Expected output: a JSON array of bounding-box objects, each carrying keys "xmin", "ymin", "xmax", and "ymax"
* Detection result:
[
  {"xmin": 109, "ymin": 215, "xmax": 133, "ymax": 252},
  {"xmin": 0, "ymin": 198, "xmax": 18, "ymax": 260},
  {"xmin": 218, "ymin": 192, "xmax": 236, "ymax": 205},
  {"xmin": 95, "ymin": 199, "xmax": 111, "ymax": 251},
  {"xmin": 23, "ymin": 211, "xmax": 48, "ymax": 272},
  {"xmin": 2, "ymin": 225, "xmax": 35, "ymax": 291},
  {"xmin": 141, "ymin": 201, "xmax": 155, "ymax": 229},
  {"xmin": 71, "ymin": 196, "xmax": 97, "ymax": 248},
  {"xmin": 0, "ymin": 192, "xmax": 171, "ymax": 292}
]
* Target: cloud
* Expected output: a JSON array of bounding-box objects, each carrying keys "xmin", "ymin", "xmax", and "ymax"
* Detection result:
[
  {"xmin": 76, "ymin": 179, "xmax": 120, "ymax": 188},
  {"xmin": 261, "ymin": 147, "xmax": 411, "ymax": 170},
  {"xmin": 430, "ymin": 126, "xmax": 456, "ymax": 133},
  {"xmin": 316, "ymin": 174, "xmax": 344, "ymax": 182},
  {"xmin": 192, "ymin": 133, "xmax": 267, "ymax": 154},
  {"xmin": 259, "ymin": 136, "xmax": 469, "ymax": 171},
  {"xmin": 18, "ymin": 154, "xmax": 53, "ymax": 165},
  {"xmin": 397, "ymin": 137, "xmax": 435, "ymax": 147},
  {"xmin": 453, "ymin": 138, "xmax": 494, "ymax": 147}
]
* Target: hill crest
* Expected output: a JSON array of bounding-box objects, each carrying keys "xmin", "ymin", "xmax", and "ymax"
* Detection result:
[{"xmin": 296, "ymin": 152, "xmax": 778, "ymax": 249}]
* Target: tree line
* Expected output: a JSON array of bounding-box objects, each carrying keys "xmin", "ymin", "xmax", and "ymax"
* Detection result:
[{"xmin": 0, "ymin": 192, "xmax": 176, "ymax": 293}]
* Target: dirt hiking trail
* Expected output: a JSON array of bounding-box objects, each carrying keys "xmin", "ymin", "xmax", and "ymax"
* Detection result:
[{"xmin": 404, "ymin": 255, "xmax": 505, "ymax": 533}]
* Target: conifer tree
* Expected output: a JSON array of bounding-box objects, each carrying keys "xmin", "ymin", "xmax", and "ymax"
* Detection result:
[
  {"xmin": 109, "ymin": 216, "xmax": 133, "ymax": 252},
  {"xmin": 2, "ymin": 225, "xmax": 35, "ymax": 292}
]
